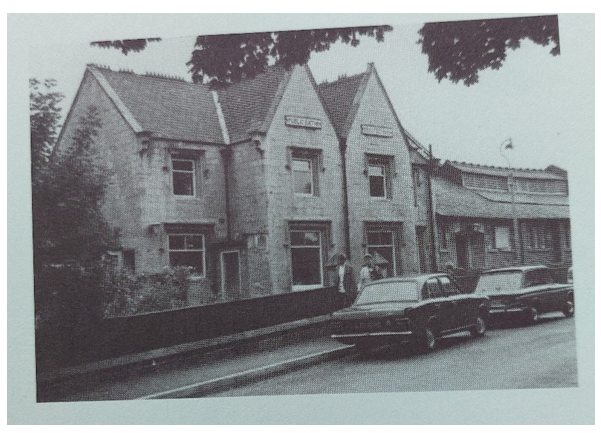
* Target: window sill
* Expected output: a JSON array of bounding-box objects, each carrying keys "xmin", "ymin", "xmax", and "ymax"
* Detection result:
[{"xmin": 292, "ymin": 284, "xmax": 324, "ymax": 292}]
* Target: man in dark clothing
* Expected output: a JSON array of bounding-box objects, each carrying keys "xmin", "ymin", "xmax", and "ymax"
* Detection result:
[{"xmin": 333, "ymin": 253, "xmax": 357, "ymax": 309}]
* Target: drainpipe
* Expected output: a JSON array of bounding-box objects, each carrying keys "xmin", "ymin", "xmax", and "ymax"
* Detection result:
[
  {"xmin": 339, "ymin": 138, "xmax": 351, "ymax": 258},
  {"xmin": 220, "ymin": 147, "xmax": 232, "ymax": 241},
  {"xmin": 427, "ymin": 145, "xmax": 438, "ymax": 272}
]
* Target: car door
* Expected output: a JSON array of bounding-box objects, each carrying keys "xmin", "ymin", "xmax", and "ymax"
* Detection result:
[
  {"xmin": 424, "ymin": 277, "xmax": 453, "ymax": 332},
  {"xmin": 438, "ymin": 276, "xmax": 465, "ymax": 329},
  {"xmin": 524, "ymin": 269, "xmax": 552, "ymax": 313}
]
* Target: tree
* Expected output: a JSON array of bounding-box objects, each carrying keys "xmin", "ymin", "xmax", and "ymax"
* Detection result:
[
  {"xmin": 418, "ymin": 15, "xmax": 560, "ymax": 86},
  {"xmin": 32, "ymin": 104, "xmax": 114, "ymax": 271},
  {"xmin": 91, "ymin": 26, "xmax": 392, "ymax": 87},
  {"xmin": 30, "ymin": 79, "xmax": 63, "ymax": 177}
]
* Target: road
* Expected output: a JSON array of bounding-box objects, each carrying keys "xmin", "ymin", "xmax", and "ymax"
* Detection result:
[{"xmin": 207, "ymin": 314, "xmax": 578, "ymax": 397}]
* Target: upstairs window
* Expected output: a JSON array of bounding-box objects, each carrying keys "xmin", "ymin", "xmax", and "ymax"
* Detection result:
[
  {"xmin": 172, "ymin": 157, "xmax": 196, "ymax": 196},
  {"xmin": 292, "ymin": 158, "xmax": 314, "ymax": 195},
  {"xmin": 366, "ymin": 155, "xmax": 393, "ymax": 199},
  {"xmin": 287, "ymin": 148, "xmax": 322, "ymax": 196}
]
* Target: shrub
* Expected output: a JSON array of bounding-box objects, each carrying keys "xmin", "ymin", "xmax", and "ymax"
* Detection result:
[{"xmin": 102, "ymin": 267, "xmax": 192, "ymax": 317}]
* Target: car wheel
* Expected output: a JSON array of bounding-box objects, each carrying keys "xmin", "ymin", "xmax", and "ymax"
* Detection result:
[
  {"xmin": 524, "ymin": 307, "xmax": 539, "ymax": 325},
  {"xmin": 562, "ymin": 300, "xmax": 575, "ymax": 318},
  {"xmin": 469, "ymin": 315, "xmax": 487, "ymax": 338}
]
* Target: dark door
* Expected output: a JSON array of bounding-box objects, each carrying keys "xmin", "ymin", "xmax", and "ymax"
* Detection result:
[
  {"xmin": 416, "ymin": 226, "xmax": 428, "ymax": 273},
  {"xmin": 221, "ymin": 251, "xmax": 241, "ymax": 301},
  {"xmin": 456, "ymin": 235, "xmax": 469, "ymax": 270}
]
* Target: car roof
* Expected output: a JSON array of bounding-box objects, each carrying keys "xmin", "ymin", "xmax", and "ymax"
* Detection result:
[
  {"xmin": 481, "ymin": 265, "xmax": 548, "ymax": 274},
  {"xmin": 364, "ymin": 273, "xmax": 449, "ymax": 286}
]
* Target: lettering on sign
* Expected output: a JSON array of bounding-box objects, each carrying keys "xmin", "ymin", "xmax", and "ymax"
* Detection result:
[
  {"xmin": 285, "ymin": 115, "xmax": 322, "ymax": 130},
  {"xmin": 361, "ymin": 124, "xmax": 393, "ymax": 138}
]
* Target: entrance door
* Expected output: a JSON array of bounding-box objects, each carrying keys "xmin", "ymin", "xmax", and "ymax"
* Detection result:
[
  {"xmin": 221, "ymin": 251, "xmax": 241, "ymax": 301},
  {"xmin": 416, "ymin": 226, "xmax": 428, "ymax": 273},
  {"xmin": 456, "ymin": 235, "xmax": 469, "ymax": 270}
]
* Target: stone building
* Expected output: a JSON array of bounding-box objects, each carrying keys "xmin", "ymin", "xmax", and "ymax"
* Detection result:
[
  {"xmin": 55, "ymin": 63, "xmax": 431, "ymax": 305},
  {"xmin": 433, "ymin": 161, "xmax": 571, "ymax": 273}
]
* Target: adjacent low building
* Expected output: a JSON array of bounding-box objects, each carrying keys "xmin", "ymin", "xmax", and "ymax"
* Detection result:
[{"xmin": 433, "ymin": 161, "xmax": 571, "ymax": 274}]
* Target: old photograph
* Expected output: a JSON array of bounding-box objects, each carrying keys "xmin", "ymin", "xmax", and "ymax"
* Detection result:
[{"xmin": 8, "ymin": 13, "xmax": 594, "ymax": 424}]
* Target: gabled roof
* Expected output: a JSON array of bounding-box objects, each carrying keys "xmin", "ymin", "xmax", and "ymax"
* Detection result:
[
  {"xmin": 89, "ymin": 65, "xmax": 223, "ymax": 143},
  {"xmin": 216, "ymin": 66, "xmax": 291, "ymax": 143},
  {"xmin": 446, "ymin": 161, "xmax": 566, "ymax": 180},
  {"xmin": 433, "ymin": 177, "xmax": 570, "ymax": 220},
  {"xmin": 317, "ymin": 71, "xmax": 367, "ymax": 140}
]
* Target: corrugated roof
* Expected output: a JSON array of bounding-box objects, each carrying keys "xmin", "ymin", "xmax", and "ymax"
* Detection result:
[
  {"xmin": 433, "ymin": 177, "xmax": 570, "ymax": 220},
  {"xmin": 447, "ymin": 161, "xmax": 566, "ymax": 180},
  {"xmin": 92, "ymin": 66, "xmax": 223, "ymax": 143},
  {"xmin": 216, "ymin": 66, "xmax": 290, "ymax": 143},
  {"xmin": 317, "ymin": 72, "xmax": 367, "ymax": 139}
]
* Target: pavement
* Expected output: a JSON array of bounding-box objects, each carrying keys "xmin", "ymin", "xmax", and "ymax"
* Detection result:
[{"xmin": 37, "ymin": 314, "xmax": 356, "ymax": 401}]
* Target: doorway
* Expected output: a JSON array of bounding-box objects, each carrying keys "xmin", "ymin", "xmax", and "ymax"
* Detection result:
[
  {"xmin": 455, "ymin": 235, "xmax": 469, "ymax": 270},
  {"xmin": 221, "ymin": 251, "xmax": 241, "ymax": 301}
]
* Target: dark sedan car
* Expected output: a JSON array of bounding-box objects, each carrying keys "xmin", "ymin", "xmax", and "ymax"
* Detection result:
[
  {"xmin": 475, "ymin": 265, "xmax": 574, "ymax": 325},
  {"xmin": 331, "ymin": 273, "xmax": 490, "ymax": 353}
]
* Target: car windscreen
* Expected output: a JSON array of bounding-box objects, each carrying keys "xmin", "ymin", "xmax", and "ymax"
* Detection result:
[
  {"xmin": 476, "ymin": 272, "xmax": 523, "ymax": 294},
  {"xmin": 354, "ymin": 281, "xmax": 419, "ymax": 305}
]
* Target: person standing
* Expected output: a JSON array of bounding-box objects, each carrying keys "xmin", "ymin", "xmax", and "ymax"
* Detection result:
[
  {"xmin": 334, "ymin": 253, "xmax": 357, "ymax": 309},
  {"xmin": 358, "ymin": 253, "xmax": 378, "ymax": 293}
]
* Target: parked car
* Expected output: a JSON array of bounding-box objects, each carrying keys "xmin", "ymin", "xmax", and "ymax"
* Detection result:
[
  {"xmin": 474, "ymin": 265, "xmax": 574, "ymax": 325},
  {"xmin": 330, "ymin": 273, "xmax": 490, "ymax": 353},
  {"xmin": 567, "ymin": 266, "xmax": 573, "ymax": 284}
]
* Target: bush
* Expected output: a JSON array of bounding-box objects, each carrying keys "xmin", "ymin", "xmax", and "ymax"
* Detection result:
[{"xmin": 102, "ymin": 267, "xmax": 192, "ymax": 317}]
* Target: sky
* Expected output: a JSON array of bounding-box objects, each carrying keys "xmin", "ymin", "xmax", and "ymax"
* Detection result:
[{"xmin": 23, "ymin": 14, "xmax": 593, "ymax": 173}]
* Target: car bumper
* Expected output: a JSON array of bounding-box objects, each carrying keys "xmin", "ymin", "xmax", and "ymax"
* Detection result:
[
  {"xmin": 331, "ymin": 331, "xmax": 414, "ymax": 345},
  {"xmin": 489, "ymin": 306, "xmax": 526, "ymax": 315}
]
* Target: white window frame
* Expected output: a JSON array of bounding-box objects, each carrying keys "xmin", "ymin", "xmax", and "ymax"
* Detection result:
[
  {"xmin": 292, "ymin": 157, "xmax": 314, "ymax": 196},
  {"xmin": 168, "ymin": 233, "xmax": 206, "ymax": 276},
  {"xmin": 290, "ymin": 229, "xmax": 324, "ymax": 291},
  {"xmin": 368, "ymin": 162, "xmax": 388, "ymax": 199},
  {"xmin": 366, "ymin": 229, "xmax": 397, "ymax": 275},
  {"xmin": 494, "ymin": 226, "xmax": 511, "ymax": 250},
  {"xmin": 172, "ymin": 157, "xmax": 196, "ymax": 197}
]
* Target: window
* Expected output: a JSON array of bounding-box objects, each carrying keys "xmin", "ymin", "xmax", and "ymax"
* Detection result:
[
  {"xmin": 123, "ymin": 249, "xmax": 135, "ymax": 273},
  {"xmin": 172, "ymin": 157, "xmax": 196, "ymax": 196},
  {"xmin": 366, "ymin": 229, "xmax": 397, "ymax": 275},
  {"xmin": 463, "ymin": 173, "xmax": 508, "ymax": 191},
  {"xmin": 292, "ymin": 158, "xmax": 313, "ymax": 195},
  {"xmin": 288, "ymin": 148, "xmax": 321, "ymax": 196},
  {"xmin": 169, "ymin": 234, "xmax": 205, "ymax": 275},
  {"xmin": 523, "ymin": 223, "xmax": 551, "ymax": 250},
  {"xmin": 438, "ymin": 276, "xmax": 461, "ymax": 296},
  {"xmin": 412, "ymin": 166, "xmax": 421, "ymax": 206},
  {"xmin": 438, "ymin": 224, "xmax": 450, "ymax": 250},
  {"xmin": 366, "ymin": 155, "xmax": 393, "ymax": 199},
  {"xmin": 290, "ymin": 230, "xmax": 324, "ymax": 290},
  {"xmin": 423, "ymin": 278, "xmax": 443, "ymax": 299},
  {"xmin": 515, "ymin": 178, "xmax": 568, "ymax": 195},
  {"xmin": 493, "ymin": 226, "xmax": 511, "ymax": 250},
  {"xmin": 564, "ymin": 222, "xmax": 571, "ymax": 249}
]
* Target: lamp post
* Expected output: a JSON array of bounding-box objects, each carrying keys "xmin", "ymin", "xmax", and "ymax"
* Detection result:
[{"xmin": 500, "ymin": 138, "xmax": 522, "ymax": 264}]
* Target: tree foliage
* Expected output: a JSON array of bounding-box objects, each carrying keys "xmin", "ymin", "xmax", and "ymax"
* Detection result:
[
  {"xmin": 418, "ymin": 15, "xmax": 560, "ymax": 86},
  {"xmin": 90, "ymin": 37, "xmax": 162, "ymax": 55},
  {"xmin": 30, "ymin": 79, "xmax": 63, "ymax": 177},
  {"xmin": 187, "ymin": 26, "xmax": 392, "ymax": 86},
  {"xmin": 32, "ymin": 104, "xmax": 115, "ymax": 272},
  {"xmin": 90, "ymin": 26, "xmax": 392, "ymax": 87}
]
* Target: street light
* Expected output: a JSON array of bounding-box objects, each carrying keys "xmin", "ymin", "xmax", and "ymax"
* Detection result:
[{"xmin": 499, "ymin": 138, "xmax": 521, "ymax": 264}]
